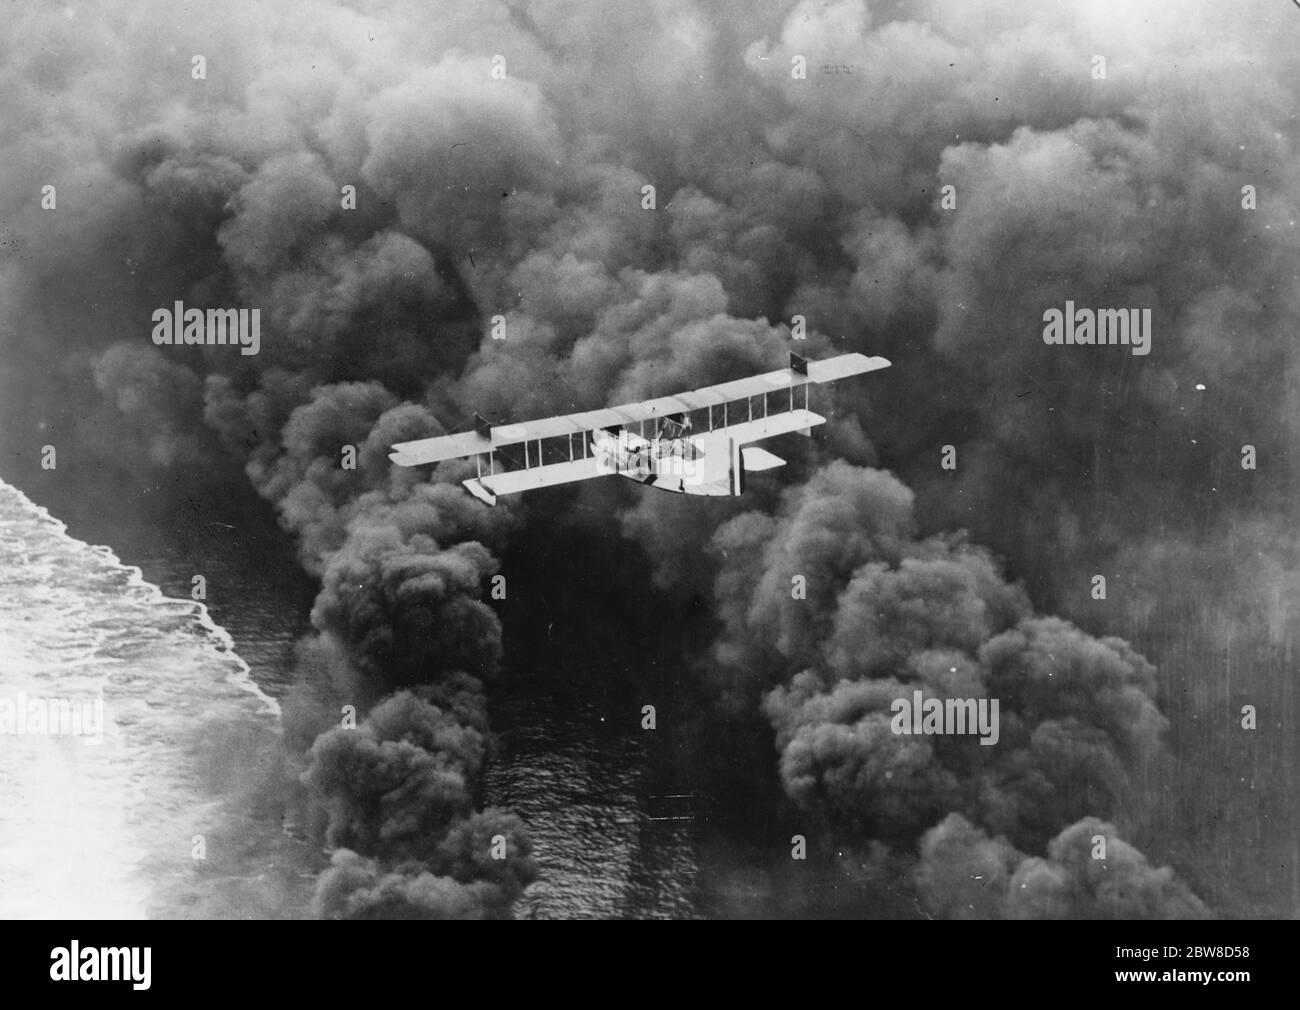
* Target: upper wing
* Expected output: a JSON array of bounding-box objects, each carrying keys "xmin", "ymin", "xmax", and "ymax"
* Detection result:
[
  {"xmin": 389, "ymin": 352, "xmax": 889, "ymax": 466},
  {"xmin": 389, "ymin": 429, "xmax": 493, "ymax": 466}
]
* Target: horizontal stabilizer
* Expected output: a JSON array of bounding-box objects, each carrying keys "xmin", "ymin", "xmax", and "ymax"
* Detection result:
[
  {"xmin": 463, "ymin": 479, "xmax": 497, "ymax": 506},
  {"xmin": 741, "ymin": 447, "xmax": 785, "ymax": 471}
]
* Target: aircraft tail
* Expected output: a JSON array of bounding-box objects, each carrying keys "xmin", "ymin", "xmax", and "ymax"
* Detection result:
[{"xmin": 741, "ymin": 446, "xmax": 785, "ymax": 471}]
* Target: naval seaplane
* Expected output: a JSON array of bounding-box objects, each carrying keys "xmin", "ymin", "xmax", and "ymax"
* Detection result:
[{"xmin": 389, "ymin": 351, "xmax": 890, "ymax": 505}]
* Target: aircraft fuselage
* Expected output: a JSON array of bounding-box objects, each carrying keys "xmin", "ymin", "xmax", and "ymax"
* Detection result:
[{"xmin": 590, "ymin": 429, "xmax": 709, "ymax": 492}]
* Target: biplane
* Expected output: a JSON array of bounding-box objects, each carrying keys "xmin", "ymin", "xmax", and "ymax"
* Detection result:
[{"xmin": 389, "ymin": 351, "xmax": 890, "ymax": 505}]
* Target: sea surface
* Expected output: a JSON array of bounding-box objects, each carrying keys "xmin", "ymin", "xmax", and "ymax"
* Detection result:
[
  {"xmin": 0, "ymin": 477, "xmax": 700, "ymax": 918},
  {"xmin": 0, "ymin": 478, "xmax": 309, "ymax": 918}
]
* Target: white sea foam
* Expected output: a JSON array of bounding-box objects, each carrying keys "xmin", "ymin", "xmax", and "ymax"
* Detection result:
[{"xmin": 0, "ymin": 478, "xmax": 279, "ymax": 918}]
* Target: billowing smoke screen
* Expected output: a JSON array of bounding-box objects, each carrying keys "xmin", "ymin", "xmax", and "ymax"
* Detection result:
[{"xmin": 1, "ymin": 0, "xmax": 1295, "ymax": 921}]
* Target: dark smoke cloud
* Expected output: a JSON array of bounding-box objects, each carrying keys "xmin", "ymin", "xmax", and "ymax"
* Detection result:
[
  {"xmin": 311, "ymin": 532, "xmax": 502, "ymax": 689},
  {"xmin": 314, "ymin": 852, "xmax": 503, "ymax": 920},
  {"xmin": 4, "ymin": 0, "xmax": 1296, "ymax": 916},
  {"xmin": 303, "ymin": 690, "xmax": 488, "ymax": 857},
  {"xmin": 737, "ymin": 463, "xmax": 1168, "ymax": 875},
  {"xmin": 314, "ymin": 811, "xmax": 537, "ymax": 921},
  {"xmin": 91, "ymin": 345, "xmax": 208, "ymax": 467},
  {"xmin": 303, "ymin": 688, "xmax": 536, "ymax": 918},
  {"xmin": 916, "ymin": 813, "xmax": 1209, "ymax": 919}
]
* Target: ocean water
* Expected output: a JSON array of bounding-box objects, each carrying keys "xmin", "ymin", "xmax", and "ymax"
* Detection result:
[
  {"xmin": 0, "ymin": 478, "xmax": 314, "ymax": 919},
  {"xmin": 485, "ymin": 686, "xmax": 702, "ymax": 919},
  {"xmin": 0, "ymin": 477, "xmax": 701, "ymax": 918}
]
